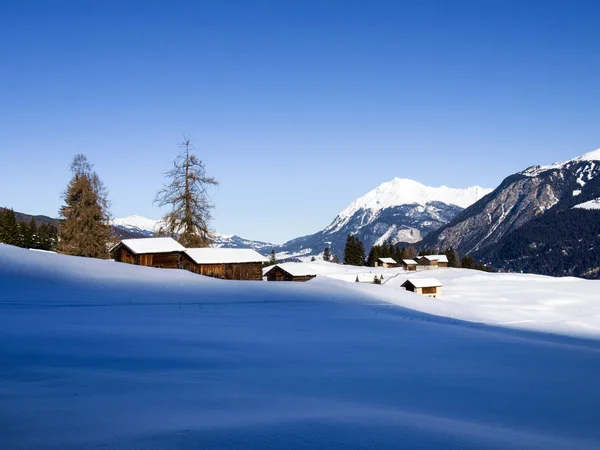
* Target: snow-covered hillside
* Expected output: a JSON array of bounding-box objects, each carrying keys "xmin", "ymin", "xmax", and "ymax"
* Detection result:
[
  {"xmin": 574, "ymin": 197, "xmax": 600, "ymax": 210},
  {"xmin": 1, "ymin": 245, "xmax": 600, "ymax": 449}
]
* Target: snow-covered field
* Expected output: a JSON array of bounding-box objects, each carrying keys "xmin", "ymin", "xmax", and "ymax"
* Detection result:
[{"xmin": 1, "ymin": 244, "xmax": 600, "ymax": 449}]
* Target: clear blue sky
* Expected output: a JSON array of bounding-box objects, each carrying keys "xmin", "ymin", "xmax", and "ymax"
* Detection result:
[{"xmin": 1, "ymin": 0, "xmax": 599, "ymax": 244}]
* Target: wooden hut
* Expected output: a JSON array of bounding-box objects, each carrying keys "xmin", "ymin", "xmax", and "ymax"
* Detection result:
[
  {"xmin": 182, "ymin": 248, "xmax": 267, "ymax": 280},
  {"xmin": 400, "ymin": 259, "xmax": 418, "ymax": 271},
  {"xmin": 416, "ymin": 255, "xmax": 449, "ymax": 268},
  {"xmin": 375, "ymin": 257, "xmax": 397, "ymax": 268},
  {"xmin": 401, "ymin": 278, "xmax": 443, "ymax": 299},
  {"xmin": 110, "ymin": 237, "xmax": 185, "ymax": 268},
  {"xmin": 263, "ymin": 263, "xmax": 317, "ymax": 282}
]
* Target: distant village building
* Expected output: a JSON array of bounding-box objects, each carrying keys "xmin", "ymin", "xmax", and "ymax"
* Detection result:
[
  {"xmin": 416, "ymin": 255, "xmax": 449, "ymax": 268},
  {"xmin": 375, "ymin": 257, "xmax": 397, "ymax": 268},
  {"xmin": 182, "ymin": 248, "xmax": 267, "ymax": 280},
  {"xmin": 263, "ymin": 263, "xmax": 317, "ymax": 282},
  {"xmin": 110, "ymin": 237, "xmax": 185, "ymax": 269},
  {"xmin": 400, "ymin": 259, "xmax": 418, "ymax": 271},
  {"xmin": 401, "ymin": 278, "xmax": 443, "ymax": 298}
]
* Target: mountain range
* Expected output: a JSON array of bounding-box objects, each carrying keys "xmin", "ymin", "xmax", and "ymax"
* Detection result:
[
  {"xmin": 273, "ymin": 179, "xmax": 491, "ymax": 259},
  {"xmin": 421, "ymin": 149, "xmax": 600, "ymax": 277},
  {"xmin": 5, "ymin": 148, "xmax": 600, "ymax": 278}
]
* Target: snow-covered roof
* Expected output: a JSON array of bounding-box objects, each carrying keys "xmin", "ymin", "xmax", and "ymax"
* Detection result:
[
  {"xmin": 378, "ymin": 257, "xmax": 397, "ymax": 264},
  {"xmin": 185, "ymin": 248, "xmax": 268, "ymax": 264},
  {"xmin": 263, "ymin": 263, "xmax": 318, "ymax": 277},
  {"xmin": 402, "ymin": 259, "xmax": 418, "ymax": 265},
  {"xmin": 419, "ymin": 255, "xmax": 449, "ymax": 263},
  {"xmin": 401, "ymin": 278, "xmax": 443, "ymax": 288},
  {"xmin": 118, "ymin": 237, "xmax": 185, "ymax": 254}
]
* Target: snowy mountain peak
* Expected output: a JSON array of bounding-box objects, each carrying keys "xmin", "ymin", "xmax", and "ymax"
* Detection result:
[
  {"xmin": 111, "ymin": 215, "xmax": 161, "ymax": 235},
  {"xmin": 335, "ymin": 178, "xmax": 491, "ymax": 223},
  {"xmin": 521, "ymin": 148, "xmax": 600, "ymax": 177},
  {"xmin": 577, "ymin": 148, "xmax": 600, "ymax": 162}
]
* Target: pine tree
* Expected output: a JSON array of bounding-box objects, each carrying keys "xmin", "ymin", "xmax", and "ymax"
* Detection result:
[
  {"xmin": 344, "ymin": 234, "xmax": 366, "ymax": 266},
  {"xmin": 0, "ymin": 209, "xmax": 19, "ymax": 246},
  {"xmin": 58, "ymin": 154, "xmax": 111, "ymax": 258},
  {"xmin": 155, "ymin": 136, "xmax": 219, "ymax": 247},
  {"xmin": 323, "ymin": 246, "xmax": 331, "ymax": 261},
  {"xmin": 269, "ymin": 249, "xmax": 277, "ymax": 265},
  {"xmin": 355, "ymin": 275, "xmax": 359, "ymax": 282},
  {"xmin": 311, "ymin": 256, "xmax": 316, "ymax": 261}
]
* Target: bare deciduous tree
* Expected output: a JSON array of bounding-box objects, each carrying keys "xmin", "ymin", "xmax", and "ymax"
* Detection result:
[{"xmin": 155, "ymin": 136, "xmax": 219, "ymax": 247}]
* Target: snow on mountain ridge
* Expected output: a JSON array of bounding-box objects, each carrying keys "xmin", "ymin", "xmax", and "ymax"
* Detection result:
[
  {"xmin": 521, "ymin": 148, "xmax": 600, "ymax": 177},
  {"xmin": 326, "ymin": 178, "xmax": 491, "ymax": 233},
  {"xmin": 111, "ymin": 215, "xmax": 161, "ymax": 234}
]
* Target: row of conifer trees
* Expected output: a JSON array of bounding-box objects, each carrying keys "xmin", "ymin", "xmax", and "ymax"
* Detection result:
[{"xmin": 0, "ymin": 209, "xmax": 58, "ymax": 251}]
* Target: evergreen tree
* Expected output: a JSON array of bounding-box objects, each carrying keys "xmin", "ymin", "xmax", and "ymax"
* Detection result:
[
  {"xmin": 311, "ymin": 256, "xmax": 316, "ymax": 261},
  {"xmin": 37, "ymin": 223, "xmax": 58, "ymax": 251},
  {"xmin": 343, "ymin": 234, "xmax": 366, "ymax": 266},
  {"xmin": 323, "ymin": 246, "xmax": 331, "ymax": 261},
  {"xmin": 58, "ymin": 154, "xmax": 111, "ymax": 258},
  {"xmin": 444, "ymin": 246, "xmax": 461, "ymax": 268},
  {"xmin": 355, "ymin": 275, "xmax": 359, "ymax": 282},
  {"xmin": 373, "ymin": 275, "xmax": 381, "ymax": 285},
  {"xmin": 0, "ymin": 209, "xmax": 19, "ymax": 246},
  {"xmin": 269, "ymin": 249, "xmax": 277, "ymax": 265},
  {"xmin": 155, "ymin": 136, "xmax": 218, "ymax": 247}
]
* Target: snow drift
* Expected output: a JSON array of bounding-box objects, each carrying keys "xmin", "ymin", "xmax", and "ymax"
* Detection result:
[{"xmin": 1, "ymin": 245, "xmax": 599, "ymax": 449}]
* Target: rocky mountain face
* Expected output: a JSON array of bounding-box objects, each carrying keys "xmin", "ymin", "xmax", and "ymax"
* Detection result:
[
  {"xmin": 275, "ymin": 178, "xmax": 491, "ymax": 259},
  {"xmin": 420, "ymin": 149, "xmax": 600, "ymax": 277}
]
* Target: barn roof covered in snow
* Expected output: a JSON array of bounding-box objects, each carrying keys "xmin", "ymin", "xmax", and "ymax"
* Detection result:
[
  {"xmin": 401, "ymin": 278, "xmax": 443, "ymax": 288},
  {"xmin": 114, "ymin": 237, "xmax": 185, "ymax": 255},
  {"xmin": 185, "ymin": 248, "xmax": 268, "ymax": 264},
  {"xmin": 378, "ymin": 257, "xmax": 397, "ymax": 264}
]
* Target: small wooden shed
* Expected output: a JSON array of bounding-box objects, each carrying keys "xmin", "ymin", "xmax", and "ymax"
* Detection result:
[
  {"xmin": 110, "ymin": 237, "xmax": 185, "ymax": 268},
  {"xmin": 401, "ymin": 278, "xmax": 443, "ymax": 298},
  {"xmin": 375, "ymin": 257, "xmax": 397, "ymax": 268},
  {"xmin": 182, "ymin": 248, "xmax": 268, "ymax": 280},
  {"xmin": 416, "ymin": 255, "xmax": 449, "ymax": 268},
  {"xmin": 400, "ymin": 259, "xmax": 418, "ymax": 271},
  {"xmin": 263, "ymin": 263, "xmax": 317, "ymax": 282}
]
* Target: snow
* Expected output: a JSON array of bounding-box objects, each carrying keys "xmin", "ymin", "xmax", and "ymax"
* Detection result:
[
  {"xmin": 577, "ymin": 148, "xmax": 600, "ymax": 162},
  {"xmin": 117, "ymin": 237, "xmax": 185, "ymax": 254},
  {"xmin": 378, "ymin": 257, "xmax": 397, "ymax": 264},
  {"xmin": 573, "ymin": 197, "xmax": 600, "ymax": 210},
  {"xmin": 420, "ymin": 254, "xmax": 449, "ymax": 263},
  {"xmin": 1, "ymin": 245, "xmax": 600, "ymax": 449},
  {"xmin": 520, "ymin": 148, "xmax": 600, "ymax": 177},
  {"xmin": 402, "ymin": 259, "xmax": 418, "ymax": 265},
  {"xmin": 325, "ymin": 178, "xmax": 492, "ymax": 233},
  {"xmin": 111, "ymin": 215, "xmax": 162, "ymax": 233},
  {"xmin": 402, "ymin": 277, "xmax": 443, "ymax": 288},
  {"xmin": 263, "ymin": 262, "xmax": 319, "ymax": 277},
  {"xmin": 185, "ymin": 248, "xmax": 268, "ymax": 264}
]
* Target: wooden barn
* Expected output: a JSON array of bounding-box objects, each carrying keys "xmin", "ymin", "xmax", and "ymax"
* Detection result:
[
  {"xmin": 416, "ymin": 255, "xmax": 449, "ymax": 268},
  {"xmin": 375, "ymin": 257, "xmax": 397, "ymax": 268},
  {"xmin": 182, "ymin": 248, "xmax": 267, "ymax": 280},
  {"xmin": 263, "ymin": 263, "xmax": 317, "ymax": 282},
  {"xmin": 400, "ymin": 259, "xmax": 418, "ymax": 271},
  {"xmin": 401, "ymin": 278, "xmax": 443, "ymax": 299},
  {"xmin": 110, "ymin": 237, "xmax": 185, "ymax": 268}
]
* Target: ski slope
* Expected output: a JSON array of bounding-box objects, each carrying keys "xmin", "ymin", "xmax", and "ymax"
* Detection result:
[{"xmin": 1, "ymin": 245, "xmax": 599, "ymax": 449}]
